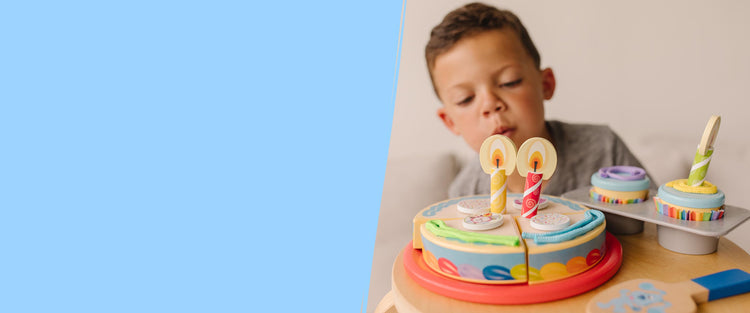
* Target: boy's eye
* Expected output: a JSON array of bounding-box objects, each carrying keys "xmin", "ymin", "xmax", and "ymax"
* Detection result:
[
  {"xmin": 500, "ymin": 78, "xmax": 523, "ymax": 88},
  {"xmin": 456, "ymin": 95, "xmax": 474, "ymax": 106}
]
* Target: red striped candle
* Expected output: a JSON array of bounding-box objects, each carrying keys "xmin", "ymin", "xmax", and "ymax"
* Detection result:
[{"xmin": 522, "ymin": 172, "xmax": 543, "ymax": 218}]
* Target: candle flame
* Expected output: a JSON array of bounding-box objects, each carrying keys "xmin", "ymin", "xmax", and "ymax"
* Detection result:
[
  {"xmin": 526, "ymin": 140, "xmax": 547, "ymax": 172},
  {"xmin": 492, "ymin": 149, "xmax": 504, "ymax": 168},
  {"xmin": 528, "ymin": 151, "xmax": 543, "ymax": 171}
]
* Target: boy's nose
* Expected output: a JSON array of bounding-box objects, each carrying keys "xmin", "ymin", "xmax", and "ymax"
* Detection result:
[{"xmin": 481, "ymin": 97, "xmax": 505, "ymax": 118}]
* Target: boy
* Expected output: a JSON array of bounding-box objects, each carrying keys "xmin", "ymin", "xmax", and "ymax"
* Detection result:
[{"xmin": 427, "ymin": 2, "xmax": 648, "ymax": 197}]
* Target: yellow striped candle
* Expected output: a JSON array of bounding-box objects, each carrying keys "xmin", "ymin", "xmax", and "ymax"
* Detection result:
[
  {"xmin": 491, "ymin": 168, "xmax": 507, "ymax": 214},
  {"xmin": 480, "ymin": 135, "xmax": 516, "ymax": 214}
]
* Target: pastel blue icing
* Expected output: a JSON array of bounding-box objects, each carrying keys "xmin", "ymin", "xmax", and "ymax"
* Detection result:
[
  {"xmin": 657, "ymin": 184, "xmax": 725, "ymax": 208},
  {"xmin": 522, "ymin": 210, "xmax": 605, "ymax": 244},
  {"xmin": 590, "ymin": 173, "xmax": 650, "ymax": 192}
]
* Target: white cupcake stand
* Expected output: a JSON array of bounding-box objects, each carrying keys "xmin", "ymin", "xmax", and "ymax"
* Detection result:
[{"xmin": 563, "ymin": 187, "xmax": 750, "ymax": 255}]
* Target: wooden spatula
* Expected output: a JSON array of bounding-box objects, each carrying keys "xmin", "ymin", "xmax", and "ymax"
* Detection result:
[{"xmin": 586, "ymin": 269, "xmax": 750, "ymax": 313}]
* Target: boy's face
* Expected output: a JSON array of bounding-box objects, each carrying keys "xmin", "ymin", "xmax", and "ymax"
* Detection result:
[{"xmin": 434, "ymin": 29, "xmax": 556, "ymax": 152}]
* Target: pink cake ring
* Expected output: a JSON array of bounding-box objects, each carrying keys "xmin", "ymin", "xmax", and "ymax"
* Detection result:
[{"xmin": 598, "ymin": 166, "xmax": 646, "ymax": 181}]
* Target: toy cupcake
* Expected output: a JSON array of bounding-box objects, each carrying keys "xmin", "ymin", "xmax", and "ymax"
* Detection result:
[
  {"xmin": 653, "ymin": 180, "xmax": 724, "ymax": 221},
  {"xmin": 654, "ymin": 116, "xmax": 724, "ymax": 221},
  {"xmin": 590, "ymin": 166, "xmax": 650, "ymax": 204}
]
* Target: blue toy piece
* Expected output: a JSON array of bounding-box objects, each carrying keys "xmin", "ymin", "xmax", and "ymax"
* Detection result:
[
  {"xmin": 691, "ymin": 269, "xmax": 750, "ymax": 301},
  {"xmin": 591, "ymin": 269, "xmax": 750, "ymax": 313},
  {"xmin": 596, "ymin": 282, "xmax": 671, "ymax": 313}
]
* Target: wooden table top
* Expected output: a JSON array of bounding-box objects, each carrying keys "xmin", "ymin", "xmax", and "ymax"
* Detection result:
[{"xmin": 383, "ymin": 223, "xmax": 750, "ymax": 313}]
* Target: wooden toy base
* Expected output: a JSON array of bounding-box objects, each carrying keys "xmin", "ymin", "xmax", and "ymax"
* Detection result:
[{"xmin": 402, "ymin": 232, "xmax": 622, "ymax": 305}]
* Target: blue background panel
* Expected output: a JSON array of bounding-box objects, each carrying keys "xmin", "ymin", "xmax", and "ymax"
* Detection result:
[{"xmin": 0, "ymin": 1, "xmax": 402, "ymax": 312}]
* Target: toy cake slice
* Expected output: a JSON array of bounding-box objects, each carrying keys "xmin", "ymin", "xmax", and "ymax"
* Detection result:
[
  {"xmin": 419, "ymin": 212, "xmax": 527, "ymax": 284},
  {"xmin": 413, "ymin": 195, "xmax": 489, "ymax": 249},
  {"xmin": 517, "ymin": 208, "xmax": 606, "ymax": 284}
]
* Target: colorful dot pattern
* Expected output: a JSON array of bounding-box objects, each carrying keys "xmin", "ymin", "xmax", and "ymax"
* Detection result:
[
  {"xmin": 654, "ymin": 198, "xmax": 724, "ymax": 221},
  {"xmin": 590, "ymin": 188, "xmax": 644, "ymax": 204},
  {"xmin": 424, "ymin": 247, "xmax": 604, "ymax": 282}
]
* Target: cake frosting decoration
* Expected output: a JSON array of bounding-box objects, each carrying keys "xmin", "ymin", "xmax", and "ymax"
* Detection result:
[
  {"xmin": 457, "ymin": 198, "xmax": 491, "ymax": 215},
  {"xmin": 529, "ymin": 213, "xmax": 570, "ymax": 231},
  {"xmin": 425, "ymin": 219, "xmax": 520, "ymax": 246},
  {"xmin": 667, "ymin": 179, "xmax": 717, "ymax": 194},
  {"xmin": 522, "ymin": 210, "xmax": 604, "ymax": 244},
  {"xmin": 462, "ymin": 212, "xmax": 504, "ymax": 230},
  {"xmin": 598, "ymin": 166, "xmax": 646, "ymax": 181}
]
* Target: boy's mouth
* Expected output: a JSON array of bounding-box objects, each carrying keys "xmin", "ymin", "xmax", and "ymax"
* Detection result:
[{"xmin": 494, "ymin": 127, "xmax": 514, "ymax": 138}]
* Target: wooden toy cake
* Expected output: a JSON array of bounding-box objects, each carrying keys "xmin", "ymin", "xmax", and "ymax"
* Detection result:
[
  {"xmin": 413, "ymin": 195, "xmax": 607, "ymax": 285},
  {"xmin": 411, "ymin": 136, "xmax": 612, "ymax": 287}
]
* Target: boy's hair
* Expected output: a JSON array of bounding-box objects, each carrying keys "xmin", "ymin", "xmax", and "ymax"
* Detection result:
[{"xmin": 425, "ymin": 2, "xmax": 541, "ymax": 90}]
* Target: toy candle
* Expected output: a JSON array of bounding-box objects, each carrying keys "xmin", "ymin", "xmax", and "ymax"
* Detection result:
[
  {"xmin": 687, "ymin": 115, "xmax": 720, "ymax": 187},
  {"xmin": 491, "ymin": 167, "xmax": 507, "ymax": 214},
  {"xmin": 687, "ymin": 148, "xmax": 713, "ymax": 186},
  {"xmin": 517, "ymin": 138, "xmax": 557, "ymax": 219},
  {"xmin": 522, "ymin": 170, "xmax": 543, "ymax": 218},
  {"xmin": 479, "ymin": 135, "xmax": 516, "ymax": 214}
]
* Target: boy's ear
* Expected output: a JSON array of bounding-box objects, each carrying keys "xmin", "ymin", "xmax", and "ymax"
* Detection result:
[
  {"xmin": 541, "ymin": 68, "xmax": 556, "ymax": 100},
  {"xmin": 437, "ymin": 108, "xmax": 461, "ymax": 135}
]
